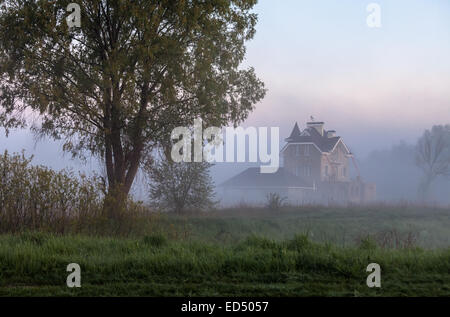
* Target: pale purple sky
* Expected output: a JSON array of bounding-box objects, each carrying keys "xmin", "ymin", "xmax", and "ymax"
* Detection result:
[
  {"xmin": 1, "ymin": 0, "xmax": 449, "ymax": 188},
  {"xmin": 241, "ymin": 0, "xmax": 450, "ymax": 157}
]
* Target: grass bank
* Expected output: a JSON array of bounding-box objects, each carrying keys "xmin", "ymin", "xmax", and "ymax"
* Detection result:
[
  {"xmin": 0, "ymin": 232, "xmax": 449, "ymax": 296},
  {"xmin": 1, "ymin": 205, "xmax": 449, "ymax": 296}
]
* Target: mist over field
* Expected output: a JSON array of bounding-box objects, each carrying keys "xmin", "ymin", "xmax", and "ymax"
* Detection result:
[
  {"xmin": 0, "ymin": 0, "xmax": 449, "ymax": 300},
  {"xmin": 2, "ymin": 0, "xmax": 449, "ymax": 205},
  {"xmin": 2, "ymin": 128, "xmax": 449, "ymax": 205}
]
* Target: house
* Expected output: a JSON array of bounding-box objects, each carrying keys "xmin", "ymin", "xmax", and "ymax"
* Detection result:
[{"xmin": 219, "ymin": 120, "xmax": 376, "ymax": 205}]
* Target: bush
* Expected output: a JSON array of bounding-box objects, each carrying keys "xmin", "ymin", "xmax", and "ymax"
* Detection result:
[
  {"xmin": 0, "ymin": 150, "xmax": 104, "ymax": 233},
  {"xmin": 265, "ymin": 192, "xmax": 287, "ymax": 211},
  {"xmin": 146, "ymin": 157, "xmax": 217, "ymax": 214}
]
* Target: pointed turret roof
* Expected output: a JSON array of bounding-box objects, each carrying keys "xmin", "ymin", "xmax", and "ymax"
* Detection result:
[{"xmin": 286, "ymin": 122, "xmax": 301, "ymax": 141}]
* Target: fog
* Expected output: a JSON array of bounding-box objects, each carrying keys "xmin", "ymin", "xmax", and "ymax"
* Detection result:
[
  {"xmin": 358, "ymin": 142, "xmax": 450, "ymax": 204},
  {"xmin": 1, "ymin": 0, "xmax": 450, "ymax": 206}
]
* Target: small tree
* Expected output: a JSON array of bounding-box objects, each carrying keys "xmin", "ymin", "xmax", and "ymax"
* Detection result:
[
  {"xmin": 146, "ymin": 155, "xmax": 216, "ymax": 213},
  {"xmin": 415, "ymin": 125, "xmax": 450, "ymax": 201}
]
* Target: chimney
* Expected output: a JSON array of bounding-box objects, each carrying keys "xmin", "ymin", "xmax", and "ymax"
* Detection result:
[
  {"xmin": 327, "ymin": 130, "xmax": 336, "ymax": 138},
  {"xmin": 307, "ymin": 121, "xmax": 324, "ymax": 136}
]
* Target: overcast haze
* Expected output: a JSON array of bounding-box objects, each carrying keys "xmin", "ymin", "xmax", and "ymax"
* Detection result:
[{"xmin": 1, "ymin": 0, "xmax": 449, "ymax": 197}]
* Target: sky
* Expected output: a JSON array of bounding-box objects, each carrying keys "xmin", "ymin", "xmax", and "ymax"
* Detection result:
[
  {"xmin": 242, "ymin": 0, "xmax": 450, "ymax": 156},
  {"xmin": 1, "ymin": 0, "xmax": 450, "ymax": 189}
]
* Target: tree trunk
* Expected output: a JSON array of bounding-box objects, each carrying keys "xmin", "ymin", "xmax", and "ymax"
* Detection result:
[
  {"xmin": 103, "ymin": 130, "xmax": 143, "ymax": 219},
  {"xmin": 102, "ymin": 79, "xmax": 147, "ymax": 219},
  {"xmin": 418, "ymin": 173, "xmax": 434, "ymax": 203}
]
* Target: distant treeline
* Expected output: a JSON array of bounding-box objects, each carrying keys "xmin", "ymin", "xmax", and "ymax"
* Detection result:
[{"xmin": 360, "ymin": 141, "xmax": 449, "ymax": 204}]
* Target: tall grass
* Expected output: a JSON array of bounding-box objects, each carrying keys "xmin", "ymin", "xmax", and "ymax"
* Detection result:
[{"xmin": 0, "ymin": 232, "xmax": 448, "ymax": 296}]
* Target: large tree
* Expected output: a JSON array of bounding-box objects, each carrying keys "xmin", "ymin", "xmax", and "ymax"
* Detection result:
[
  {"xmin": 0, "ymin": 1, "xmax": 265, "ymax": 204},
  {"xmin": 415, "ymin": 125, "xmax": 450, "ymax": 201}
]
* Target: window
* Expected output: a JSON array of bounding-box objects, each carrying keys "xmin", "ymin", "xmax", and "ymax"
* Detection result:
[
  {"xmin": 325, "ymin": 165, "xmax": 328, "ymax": 176},
  {"xmin": 343, "ymin": 167, "xmax": 347, "ymax": 177},
  {"xmin": 295, "ymin": 145, "xmax": 300, "ymax": 156},
  {"xmin": 304, "ymin": 144, "xmax": 310, "ymax": 156},
  {"xmin": 303, "ymin": 166, "xmax": 311, "ymax": 177}
]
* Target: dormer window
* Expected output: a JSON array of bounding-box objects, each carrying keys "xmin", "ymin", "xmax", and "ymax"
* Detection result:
[{"xmin": 300, "ymin": 130, "xmax": 310, "ymax": 136}]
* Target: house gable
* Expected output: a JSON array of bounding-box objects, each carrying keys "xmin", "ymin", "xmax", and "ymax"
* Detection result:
[{"xmin": 282, "ymin": 121, "xmax": 351, "ymax": 183}]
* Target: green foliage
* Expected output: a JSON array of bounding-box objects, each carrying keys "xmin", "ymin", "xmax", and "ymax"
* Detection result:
[
  {"xmin": 357, "ymin": 236, "xmax": 378, "ymax": 251},
  {"xmin": 0, "ymin": 150, "xmax": 159, "ymax": 235},
  {"xmin": 0, "ymin": 234, "xmax": 448, "ymax": 296},
  {"xmin": 0, "ymin": 150, "xmax": 104, "ymax": 233},
  {"xmin": 287, "ymin": 234, "xmax": 311, "ymax": 252},
  {"xmin": 0, "ymin": 0, "xmax": 266, "ymax": 195},
  {"xmin": 0, "ymin": 203, "xmax": 448, "ymax": 296},
  {"xmin": 18, "ymin": 231, "xmax": 51, "ymax": 246},
  {"xmin": 142, "ymin": 233, "xmax": 167, "ymax": 248},
  {"xmin": 147, "ymin": 159, "xmax": 217, "ymax": 213},
  {"xmin": 141, "ymin": 205, "xmax": 450, "ymax": 249},
  {"xmin": 240, "ymin": 235, "xmax": 278, "ymax": 250}
]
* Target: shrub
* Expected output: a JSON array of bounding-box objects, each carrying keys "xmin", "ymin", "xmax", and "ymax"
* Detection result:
[
  {"xmin": 0, "ymin": 150, "xmax": 104, "ymax": 233},
  {"xmin": 265, "ymin": 192, "xmax": 287, "ymax": 211},
  {"xmin": 146, "ymin": 156, "xmax": 217, "ymax": 214}
]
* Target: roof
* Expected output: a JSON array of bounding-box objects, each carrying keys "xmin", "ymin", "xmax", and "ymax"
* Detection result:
[
  {"xmin": 219, "ymin": 167, "xmax": 314, "ymax": 188},
  {"xmin": 287, "ymin": 122, "xmax": 301, "ymax": 140},
  {"xmin": 284, "ymin": 124, "xmax": 347, "ymax": 153}
]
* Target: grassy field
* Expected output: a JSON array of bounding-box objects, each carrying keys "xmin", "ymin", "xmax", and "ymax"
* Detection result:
[
  {"xmin": 148, "ymin": 205, "xmax": 450, "ymax": 248},
  {"xmin": 0, "ymin": 205, "xmax": 449, "ymax": 296}
]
